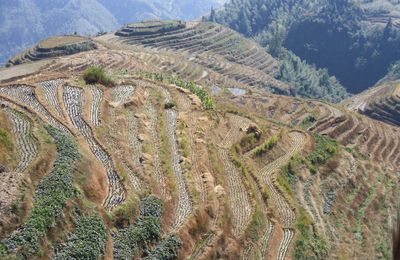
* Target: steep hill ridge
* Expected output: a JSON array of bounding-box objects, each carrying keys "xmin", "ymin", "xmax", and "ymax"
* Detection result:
[
  {"xmin": 343, "ymin": 80, "xmax": 400, "ymax": 126},
  {"xmin": 7, "ymin": 36, "xmax": 97, "ymax": 66}
]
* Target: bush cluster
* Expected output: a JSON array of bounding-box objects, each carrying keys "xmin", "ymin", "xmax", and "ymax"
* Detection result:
[
  {"xmin": 53, "ymin": 214, "xmax": 108, "ymax": 260},
  {"xmin": 300, "ymin": 115, "xmax": 316, "ymax": 128},
  {"xmin": 113, "ymin": 196, "xmax": 167, "ymax": 259},
  {"xmin": 139, "ymin": 195, "xmax": 164, "ymax": 218},
  {"xmin": 144, "ymin": 235, "xmax": 182, "ymax": 260},
  {"xmin": 83, "ymin": 66, "xmax": 114, "ymax": 86},
  {"xmin": 0, "ymin": 126, "xmax": 81, "ymax": 257},
  {"xmin": 254, "ymin": 135, "xmax": 279, "ymax": 156},
  {"xmin": 164, "ymin": 102, "xmax": 176, "ymax": 109},
  {"xmin": 308, "ymin": 134, "xmax": 339, "ymax": 165},
  {"xmin": 295, "ymin": 209, "xmax": 329, "ymax": 259}
]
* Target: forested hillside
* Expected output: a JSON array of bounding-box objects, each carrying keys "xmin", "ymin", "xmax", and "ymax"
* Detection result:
[
  {"xmin": 209, "ymin": 0, "xmax": 400, "ymax": 94},
  {"xmin": 0, "ymin": 0, "xmax": 226, "ymax": 66}
]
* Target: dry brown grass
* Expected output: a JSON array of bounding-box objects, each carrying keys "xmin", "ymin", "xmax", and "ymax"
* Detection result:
[
  {"xmin": 0, "ymin": 110, "xmax": 16, "ymax": 168},
  {"xmin": 38, "ymin": 36, "xmax": 89, "ymax": 49},
  {"xmin": 76, "ymin": 154, "xmax": 108, "ymax": 205}
]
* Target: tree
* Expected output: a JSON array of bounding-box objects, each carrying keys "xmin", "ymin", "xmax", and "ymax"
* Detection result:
[
  {"xmin": 238, "ymin": 9, "xmax": 252, "ymax": 36},
  {"xmin": 210, "ymin": 7, "xmax": 216, "ymax": 22}
]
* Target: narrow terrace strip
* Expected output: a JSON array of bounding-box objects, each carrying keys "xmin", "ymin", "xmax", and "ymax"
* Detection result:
[
  {"xmin": 63, "ymin": 85, "xmax": 126, "ymax": 210},
  {"xmin": 2, "ymin": 107, "xmax": 37, "ymax": 173},
  {"xmin": 0, "ymin": 85, "xmax": 69, "ymax": 133},
  {"xmin": 39, "ymin": 79, "xmax": 64, "ymax": 118},
  {"xmin": 89, "ymin": 85, "xmax": 103, "ymax": 127},
  {"xmin": 163, "ymin": 88, "xmax": 193, "ymax": 229}
]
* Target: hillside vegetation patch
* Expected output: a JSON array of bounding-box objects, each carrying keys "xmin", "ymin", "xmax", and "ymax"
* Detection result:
[
  {"xmin": 295, "ymin": 209, "xmax": 329, "ymax": 259},
  {"xmin": 253, "ymin": 135, "xmax": 279, "ymax": 156},
  {"xmin": 308, "ymin": 134, "xmax": 339, "ymax": 165},
  {"xmin": 53, "ymin": 214, "xmax": 108, "ymax": 259},
  {"xmin": 113, "ymin": 195, "xmax": 182, "ymax": 259},
  {"xmin": 140, "ymin": 72, "xmax": 215, "ymax": 110},
  {"xmin": 83, "ymin": 66, "xmax": 114, "ymax": 86},
  {"xmin": 0, "ymin": 126, "xmax": 81, "ymax": 257}
]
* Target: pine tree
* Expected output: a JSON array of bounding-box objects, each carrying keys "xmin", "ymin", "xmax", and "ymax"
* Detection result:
[{"xmin": 210, "ymin": 6, "xmax": 216, "ymax": 23}]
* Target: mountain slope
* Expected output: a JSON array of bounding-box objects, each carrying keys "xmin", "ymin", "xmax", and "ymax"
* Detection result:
[
  {"xmin": 98, "ymin": 0, "xmax": 226, "ymax": 24},
  {"xmin": 343, "ymin": 80, "xmax": 400, "ymax": 126},
  {"xmin": 0, "ymin": 21, "xmax": 398, "ymax": 259},
  {"xmin": 6, "ymin": 20, "xmax": 348, "ymax": 102},
  {"xmin": 0, "ymin": 0, "xmax": 226, "ymax": 66},
  {"xmin": 209, "ymin": 0, "xmax": 400, "ymax": 94}
]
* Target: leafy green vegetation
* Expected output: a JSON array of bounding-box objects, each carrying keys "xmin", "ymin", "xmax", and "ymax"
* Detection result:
[
  {"xmin": 245, "ymin": 206, "xmax": 265, "ymax": 242},
  {"xmin": 0, "ymin": 126, "xmax": 81, "ymax": 257},
  {"xmin": 53, "ymin": 214, "xmax": 108, "ymax": 260},
  {"xmin": 143, "ymin": 235, "xmax": 182, "ymax": 260},
  {"xmin": 295, "ymin": 209, "xmax": 329, "ymax": 260},
  {"xmin": 278, "ymin": 49, "xmax": 348, "ymax": 103},
  {"xmin": 206, "ymin": 0, "xmax": 349, "ymax": 101},
  {"xmin": 239, "ymin": 132, "xmax": 261, "ymax": 152},
  {"xmin": 300, "ymin": 115, "xmax": 316, "ymax": 129},
  {"xmin": 344, "ymin": 146, "xmax": 368, "ymax": 160},
  {"xmin": 277, "ymin": 172, "xmax": 294, "ymax": 199},
  {"xmin": 353, "ymin": 174, "xmax": 383, "ymax": 240},
  {"xmin": 253, "ymin": 135, "xmax": 279, "ymax": 156},
  {"xmin": 140, "ymin": 72, "xmax": 215, "ymax": 110},
  {"xmin": 113, "ymin": 195, "xmax": 177, "ymax": 259},
  {"xmin": 0, "ymin": 127, "xmax": 13, "ymax": 150},
  {"xmin": 111, "ymin": 195, "xmax": 140, "ymax": 227},
  {"xmin": 308, "ymin": 134, "xmax": 339, "ymax": 165},
  {"xmin": 83, "ymin": 66, "xmax": 114, "ymax": 86},
  {"xmin": 281, "ymin": 160, "xmax": 298, "ymax": 186}
]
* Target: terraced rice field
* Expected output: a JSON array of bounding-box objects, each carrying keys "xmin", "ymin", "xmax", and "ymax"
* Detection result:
[
  {"xmin": 0, "ymin": 20, "xmax": 398, "ymax": 260},
  {"xmin": 218, "ymin": 114, "xmax": 254, "ymax": 237},
  {"xmin": 63, "ymin": 86, "xmax": 126, "ymax": 210}
]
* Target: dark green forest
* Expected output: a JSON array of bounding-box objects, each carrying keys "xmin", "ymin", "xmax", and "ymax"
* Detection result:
[{"xmin": 207, "ymin": 0, "xmax": 400, "ymax": 96}]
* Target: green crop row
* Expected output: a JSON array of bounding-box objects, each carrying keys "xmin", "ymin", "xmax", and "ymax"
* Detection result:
[
  {"xmin": 0, "ymin": 126, "xmax": 81, "ymax": 257},
  {"xmin": 113, "ymin": 195, "xmax": 181, "ymax": 259},
  {"xmin": 140, "ymin": 72, "xmax": 215, "ymax": 110},
  {"xmin": 53, "ymin": 214, "xmax": 108, "ymax": 260}
]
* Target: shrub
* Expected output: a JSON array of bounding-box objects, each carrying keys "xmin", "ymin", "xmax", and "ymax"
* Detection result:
[
  {"xmin": 83, "ymin": 66, "xmax": 114, "ymax": 86},
  {"xmin": 113, "ymin": 196, "xmax": 165, "ymax": 259},
  {"xmin": 143, "ymin": 235, "xmax": 182, "ymax": 260},
  {"xmin": 53, "ymin": 214, "xmax": 108, "ymax": 260},
  {"xmin": 164, "ymin": 102, "xmax": 176, "ymax": 109},
  {"xmin": 254, "ymin": 135, "xmax": 279, "ymax": 156},
  {"xmin": 239, "ymin": 132, "xmax": 261, "ymax": 152},
  {"xmin": 300, "ymin": 115, "xmax": 317, "ymax": 128},
  {"xmin": 140, "ymin": 195, "xmax": 164, "ymax": 218},
  {"xmin": 308, "ymin": 134, "xmax": 339, "ymax": 165},
  {"xmin": 0, "ymin": 127, "xmax": 13, "ymax": 150},
  {"xmin": 295, "ymin": 209, "xmax": 329, "ymax": 259},
  {"xmin": 281, "ymin": 161, "xmax": 298, "ymax": 185}
]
